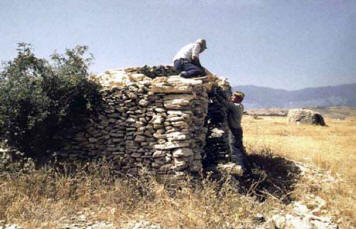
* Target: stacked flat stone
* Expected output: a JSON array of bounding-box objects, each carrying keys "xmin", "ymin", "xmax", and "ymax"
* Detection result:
[
  {"xmin": 62, "ymin": 67, "xmax": 213, "ymax": 177},
  {"xmin": 203, "ymin": 85, "xmax": 233, "ymax": 168},
  {"xmin": 59, "ymin": 66, "xmax": 236, "ymax": 177}
]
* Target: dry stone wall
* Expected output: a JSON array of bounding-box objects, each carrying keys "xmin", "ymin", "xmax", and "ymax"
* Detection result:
[
  {"xmin": 60, "ymin": 66, "xmax": 233, "ymax": 177},
  {"xmin": 203, "ymin": 87, "xmax": 232, "ymax": 168}
]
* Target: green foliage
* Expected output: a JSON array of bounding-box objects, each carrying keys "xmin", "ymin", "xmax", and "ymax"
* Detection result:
[{"xmin": 0, "ymin": 43, "xmax": 102, "ymax": 158}]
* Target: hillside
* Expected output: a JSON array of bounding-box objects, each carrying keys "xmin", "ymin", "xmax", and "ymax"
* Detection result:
[{"xmin": 233, "ymin": 83, "xmax": 356, "ymax": 109}]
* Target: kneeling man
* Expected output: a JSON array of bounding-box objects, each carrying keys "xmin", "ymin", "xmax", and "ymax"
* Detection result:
[{"xmin": 173, "ymin": 39, "xmax": 207, "ymax": 78}]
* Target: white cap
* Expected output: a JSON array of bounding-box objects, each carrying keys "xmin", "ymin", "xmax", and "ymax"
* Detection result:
[{"xmin": 196, "ymin": 39, "xmax": 207, "ymax": 49}]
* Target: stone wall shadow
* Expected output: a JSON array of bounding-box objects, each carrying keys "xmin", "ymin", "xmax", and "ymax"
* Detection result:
[{"xmin": 236, "ymin": 151, "xmax": 301, "ymax": 204}]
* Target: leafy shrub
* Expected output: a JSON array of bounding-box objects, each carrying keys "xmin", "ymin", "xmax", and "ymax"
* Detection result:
[{"xmin": 0, "ymin": 43, "xmax": 102, "ymax": 158}]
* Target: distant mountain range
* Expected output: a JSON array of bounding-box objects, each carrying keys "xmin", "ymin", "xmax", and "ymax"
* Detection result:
[{"xmin": 232, "ymin": 83, "xmax": 356, "ymax": 109}]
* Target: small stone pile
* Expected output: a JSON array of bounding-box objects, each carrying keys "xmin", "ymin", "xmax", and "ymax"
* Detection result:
[
  {"xmin": 60, "ymin": 66, "xmax": 233, "ymax": 177},
  {"xmin": 134, "ymin": 65, "xmax": 179, "ymax": 79}
]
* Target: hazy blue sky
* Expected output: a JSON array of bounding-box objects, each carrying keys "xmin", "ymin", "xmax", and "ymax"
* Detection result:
[{"xmin": 1, "ymin": 0, "xmax": 355, "ymax": 90}]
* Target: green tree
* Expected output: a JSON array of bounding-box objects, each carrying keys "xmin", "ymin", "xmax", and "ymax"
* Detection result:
[{"xmin": 0, "ymin": 43, "xmax": 102, "ymax": 158}]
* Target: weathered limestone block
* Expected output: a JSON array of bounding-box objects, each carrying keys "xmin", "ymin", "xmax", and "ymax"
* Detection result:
[
  {"xmin": 217, "ymin": 162, "xmax": 243, "ymax": 176},
  {"xmin": 166, "ymin": 132, "xmax": 188, "ymax": 141},
  {"xmin": 173, "ymin": 148, "xmax": 193, "ymax": 158},
  {"xmin": 163, "ymin": 94, "xmax": 196, "ymax": 109},
  {"xmin": 151, "ymin": 114, "xmax": 164, "ymax": 124},
  {"xmin": 151, "ymin": 76, "xmax": 204, "ymax": 94},
  {"xmin": 287, "ymin": 109, "xmax": 326, "ymax": 126},
  {"xmin": 138, "ymin": 99, "xmax": 149, "ymax": 106},
  {"xmin": 154, "ymin": 141, "xmax": 191, "ymax": 150}
]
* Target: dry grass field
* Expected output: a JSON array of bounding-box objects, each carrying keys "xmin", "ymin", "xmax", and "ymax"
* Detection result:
[
  {"xmin": 0, "ymin": 114, "xmax": 355, "ymax": 228},
  {"xmin": 244, "ymin": 115, "xmax": 356, "ymax": 181},
  {"xmin": 243, "ymin": 115, "xmax": 356, "ymax": 227}
]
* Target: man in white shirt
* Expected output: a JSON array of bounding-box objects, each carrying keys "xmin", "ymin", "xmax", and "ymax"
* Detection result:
[{"xmin": 173, "ymin": 39, "xmax": 207, "ymax": 78}]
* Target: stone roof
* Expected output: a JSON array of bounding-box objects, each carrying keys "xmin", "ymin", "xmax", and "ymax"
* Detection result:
[{"xmin": 90, "ymin": 65, "xmax": 232, "ymax": 95}]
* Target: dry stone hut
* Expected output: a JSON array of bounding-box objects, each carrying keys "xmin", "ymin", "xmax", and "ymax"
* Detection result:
[{"xmin": 60, "ymin": 66, "xmax": 236, "ymax": 177}]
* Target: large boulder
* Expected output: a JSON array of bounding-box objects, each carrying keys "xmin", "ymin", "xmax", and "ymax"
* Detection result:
[{"xmin": 287, "ymin": 109, "xmax": 326, "ymax": 126}]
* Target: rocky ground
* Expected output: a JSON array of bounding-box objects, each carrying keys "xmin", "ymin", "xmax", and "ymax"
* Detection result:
[{"xmin": 256, "ymin": 161, "xmax": 340, "ymax": 229}]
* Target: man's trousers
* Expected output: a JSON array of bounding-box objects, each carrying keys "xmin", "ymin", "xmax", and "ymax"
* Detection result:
[
  {"xmin": 173, "ymin": 59, "xmax": 205, "ymax": 78},
  {"xmin": 229, "ymin": 127, "xmax": 250, "ymax": 170}
]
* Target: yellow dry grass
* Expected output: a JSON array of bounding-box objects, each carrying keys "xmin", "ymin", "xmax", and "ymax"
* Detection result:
[
  {"xmin": 243, "ymin": 116, "xmax": 356, "ymax": 180},
  {"xmin": 0, "ymin": 115, "xmax": 355, "ymax": 228},
  {"xmin": 243, "ymin": 115, "xmax": 356, "ymax": 225},
  {"xmin": 0, "ymin": 162, "xmax": 283, "ymax": 228}
]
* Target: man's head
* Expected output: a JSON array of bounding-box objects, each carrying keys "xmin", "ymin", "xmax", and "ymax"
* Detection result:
[
  {"xmin": 196, "ymin": 39, "xmax": 207, "ymax": 51},
  {"xmin": 231, "ymin": 91, "xmax": 245, "ymax": 103}
]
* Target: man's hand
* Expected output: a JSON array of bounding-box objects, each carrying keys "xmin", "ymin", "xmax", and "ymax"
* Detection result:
[{"xmin": 192, "ymin": 56, "xmax": 202, "ymax": 68}]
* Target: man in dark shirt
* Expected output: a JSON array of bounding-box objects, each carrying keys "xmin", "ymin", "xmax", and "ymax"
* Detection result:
[{"xmin": 216, "ymin": 91, "xmax": 251, "ymax": 173}]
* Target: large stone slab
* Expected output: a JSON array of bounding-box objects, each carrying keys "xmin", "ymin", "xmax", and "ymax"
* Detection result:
[
  {"xmin": 287, "ymin": 109, "xmax": 326, "ymax": 126},
  {"xmin": 151, "ymin": 76, "xmax": 204, "ymax": 94}
]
